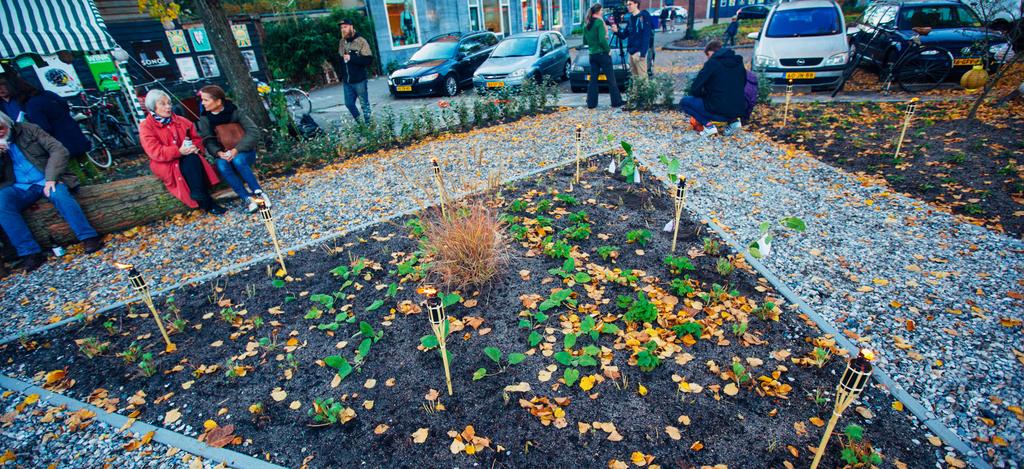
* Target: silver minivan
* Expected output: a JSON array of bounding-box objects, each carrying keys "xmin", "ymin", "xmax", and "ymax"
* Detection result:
[
  {"xmin": 749, "ymin": 0, "xmax": 852, "ymax": 87},
  {"xmin": 472, "ymin": 31, "xmax": 571, "ymax": 92}
]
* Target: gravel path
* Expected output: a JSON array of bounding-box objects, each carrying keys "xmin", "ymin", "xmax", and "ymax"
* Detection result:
[
  {"xmin": 1, "ymin": 108, "xmax": 1021, "ymax": 464},
  {"xmin": 0, "ymin": 388, "xmax": 205, "ymax": 468}
]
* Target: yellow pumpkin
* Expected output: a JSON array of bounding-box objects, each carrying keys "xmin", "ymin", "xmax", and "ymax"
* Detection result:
[{"xmin": 960, "ymin": 65, "xmax": 988, "ymax": 91}]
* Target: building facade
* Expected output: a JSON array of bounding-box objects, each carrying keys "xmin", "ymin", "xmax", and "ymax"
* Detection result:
[{"xmin": 368, "ymin": 0, "xmax": 595, "ymax": 67}]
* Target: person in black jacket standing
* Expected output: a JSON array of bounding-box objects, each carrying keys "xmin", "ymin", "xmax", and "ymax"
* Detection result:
[
  {"xmin": 678, "ymin": 41, "xmax": 746, "ymax": 137},
  {"xmin": 610, "ymin": 0, "xmax": 654, "ymax": 78},
  {"xmin": 337, "ymin": 19, "xmax": 373, "ymax": 123}
]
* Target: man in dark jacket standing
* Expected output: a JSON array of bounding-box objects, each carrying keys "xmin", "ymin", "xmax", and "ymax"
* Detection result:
[
  {"xmin": 0, "ymin": 112, "xmax": 103, "ymax": 272},
  {"xmin": 610, "ymin": 0, "xmax": 654, "ymax": 78},
  {"xmin": 679, "ymin": 41, "xmax": 746, "ymax": 137},
  {"xmin": 337, "ymin": 19, "xmax": 373, "ymax": 123}
]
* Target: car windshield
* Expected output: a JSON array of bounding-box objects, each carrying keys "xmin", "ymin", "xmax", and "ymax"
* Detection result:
[
  {"xmin": 409, "ymin": 40, "xmax": 458, "ymax": 62},
  {"xmin": 491, "ymin": 38, "xmax": 537, "ymax": 57},
  {"xmin": 765, "ymin": 7, "xmax": 841, "ymax": 37},
  {"xmin": 898, "ymin": 6, "xmax": 981, "ymax": 29}
]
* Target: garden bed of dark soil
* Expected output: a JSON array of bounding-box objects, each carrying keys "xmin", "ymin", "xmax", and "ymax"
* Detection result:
[
  {"xmin": 1, "ymin": 154, "xmax": 943, "ymax": 468},
  {"xmin": 751, "ymin": 100, "xmax": 1024, "ymax": 238}
]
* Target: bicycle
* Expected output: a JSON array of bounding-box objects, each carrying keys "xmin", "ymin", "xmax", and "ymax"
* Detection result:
[
  {"xmin": 832, "ymin": 27, "xmax": 954, "ymax": 96},
  {"xmin": 70, "ymin": 91, "xmax": 138, "ymax": 150},
  {"xmin": 253, "ymin": 78, "xmax": 312, "ymax": 119}
]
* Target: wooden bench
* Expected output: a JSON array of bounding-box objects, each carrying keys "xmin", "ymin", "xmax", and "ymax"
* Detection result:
[{"xmin": 20, "ymin": 176, "xmax": 236, "ymax": 248}]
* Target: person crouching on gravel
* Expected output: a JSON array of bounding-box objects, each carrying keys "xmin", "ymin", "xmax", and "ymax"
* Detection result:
[{"xmin": 678, "ymin": 41, "xmax": 746, "ymax": 137}]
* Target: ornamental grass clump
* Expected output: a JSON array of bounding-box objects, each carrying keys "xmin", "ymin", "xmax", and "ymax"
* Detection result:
[{"xmin": 423, "ymin": 202, "xmax": 510, "ymax": 290}]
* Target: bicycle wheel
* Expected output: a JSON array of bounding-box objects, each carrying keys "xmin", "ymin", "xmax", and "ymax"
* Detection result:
[
  {"xmin": 894, "ymin": 46, "xmax": 953, "ymax": 93},
  {"xmin": 83, "ymin": 131, "xmax": 112, "ymax": 168},
  {"xmin": 283, "ymin": 88, "xmax": 312, "ymax": 116},
  {"xmin": 831, "ymin": 48, "xmax": 864, "ymax": 97}
]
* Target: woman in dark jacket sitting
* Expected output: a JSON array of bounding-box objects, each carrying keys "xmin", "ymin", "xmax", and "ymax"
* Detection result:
[
  {"xmin": 196, "ymin": 85, "xmax": 266, "ymax": 213},
  {"xmin": 0, "ymin": 75, "xmax": 91, "ymax": 161}
]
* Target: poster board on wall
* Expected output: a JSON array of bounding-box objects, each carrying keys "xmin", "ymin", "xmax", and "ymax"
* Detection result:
[{"xmin": 33, "ymin": 54, "xmax": 83, "ymax": 97}]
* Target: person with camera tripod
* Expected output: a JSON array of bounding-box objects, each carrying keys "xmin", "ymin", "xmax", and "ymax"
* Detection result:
[{"xmin": 610, "ymin": 0, "xmax": 654, "ymax": 78}]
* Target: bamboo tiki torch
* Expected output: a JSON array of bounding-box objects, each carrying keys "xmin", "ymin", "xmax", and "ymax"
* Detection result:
[
  {"xmin": 431, "ymin": 158, "xmax": 448, "ymax": 220},
  {"xmin": 254, "ymin": 197, "xmax": 287, "ymax": 276},
  {"xmin": 782, "ymin": 80, "xmax": 794, "ymax": 127},
  {"xmin": 893, "ymin": 98, "xmax": 919, "ymax": 161},
  {"xmin": 810, "ymin": 348, "xmax": 875, "ymax": 469},
  {"xmin": 671, "ymin": 176, "xmax": 686, "ymax": 254},
  {"xmin": 425, "ymin": 291, "xmax": 454, "ymax": 396},
  {"xmin": 116, "ymin": 263, "xmax": 176, "ymax": 353},
  {"xmin": 574, "ymin": 124, "xmax": 583, "ymax": 184}
]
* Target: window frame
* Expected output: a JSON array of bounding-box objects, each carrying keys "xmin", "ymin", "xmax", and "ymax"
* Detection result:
[{"xmin": 383, "ymin": 0, "xmax": 423, "ymax": 51}]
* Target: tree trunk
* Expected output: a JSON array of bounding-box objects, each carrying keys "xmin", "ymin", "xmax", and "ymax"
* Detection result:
[
  {"xmin": 190, "ymin": 0, "xmax": 272, "ymax": 130},
  {"xmin": 685, "ymin": 0, "xmax": 697, "ymax": 39},
  {"xmin": 712, "ymin": 0, "xmax": 720, "ymax": 25}
]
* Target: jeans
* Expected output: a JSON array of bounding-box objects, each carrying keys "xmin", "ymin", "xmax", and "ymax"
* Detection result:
[
  {"xmin": 179, "ymin": 153, "xmax": 214, "ymax": 210},
  {"xmin": 678, "ymin": 96, "xmax": 730, "ymax": 126},
  {"xmin": 215, "ymin": 150, "xmax": 262, "ymax": 202},
  {"xmin": 0, "ymin": 183, "xmax": 98, "ymax": 256},
  {"xmin": 586, "ymin": 54, "xmax": 624, "ymax": 109},
  {"xmin": 343, "ymin": 80, "xmax": 371, "ymax": 123}
]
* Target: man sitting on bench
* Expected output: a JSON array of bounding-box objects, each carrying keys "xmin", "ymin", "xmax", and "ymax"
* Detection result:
[
  {"xmin": 0, "ymin": 111, "xmax": 103, "ymax": 273},
  {"xmin": 678, "ymin": 41, "xmax": 747, "ymax": 137}
]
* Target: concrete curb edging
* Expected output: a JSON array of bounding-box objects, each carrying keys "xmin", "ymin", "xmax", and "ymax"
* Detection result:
[
  {"xmin": 0, "ymin": 375, "xmax": 287, "ymax": 469},
  {"xmin": 0, "ymin": 146, "xmax": 614, "ymax": 347},
  {"xmin": 640, "ymin": 158, "xmax": 989, "ymax": 469}
]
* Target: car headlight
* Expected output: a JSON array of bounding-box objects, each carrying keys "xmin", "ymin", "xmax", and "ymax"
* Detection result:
[
  {"xmin": 989, "ymin": 43, "xmax": 1013, "ymax": 62},
  {"xmin": 419, "ymin": 73, "xmax": 439, "ymax": 83},
  {"xmin": 824, "ymin": 52, "xmax": 848, "ymax": 65},
  {"xmin": 754, "ymin": 55, "xmax": 776, "ymax": 68},
  {"xmin": 387, "ymin": 77, "xmax": 394, "ymax": 86},
  {"xmin": 571, "ymin": 64, "xmax": 585, "ymax": 72},
  {"xmin": 508, "ymin": 68, "xmax": 528, "ymax": 78}
]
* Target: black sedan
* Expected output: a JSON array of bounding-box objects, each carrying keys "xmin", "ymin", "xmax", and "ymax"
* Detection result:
[
  {"xmin": 388, "ymin": 32, "xmax": 498, "ymax": 97},
  {"xmin": 736, "ymin": 5, "xmax": 770, "ymax": 19},
  {"xmin": 568, "ymin": 37, "xmax": 631, "ymax": 93}
]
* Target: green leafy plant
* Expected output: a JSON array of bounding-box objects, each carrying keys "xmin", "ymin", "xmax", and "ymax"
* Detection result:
[
  {"xmin": 579, "ymin": 314, "xmax": 620, "ymax": 341},
  {"xmin": 75, "ymin": 337, "xmax": 109, "ymax": 358},
  {"xmin": 117, "ymin": 342, "xmax": 141, "ymax": 364},
  {"xmin": 138, "ymin": 352, "xmax": 156, "ymax": 377},
  {"xmin": 473, "ymin": 346, "xmax": 526, "ymax": 380},
  {"xmin": 626, "ymin": 229, "xmax": 651, "ymax": 247},
  {"xmin": 732, "ymin": 321, "xmax": 749, "ymax": 337},
  {"xmin": 220, "ymin": 307, "xmax": 240, "ymax": 324},
  {"xmin": 547, "ymin": 258, "xmax": 592, "ymax": 284},
  {"xmin": 840, "ymin": 424, "xmax": 883, "ymax": 466},
  {"xmin": 536, "ymin": 199, "xmax": 553, "ymax": 213},
  {"xmin": 748, "ymin": 217, "xmax": 807, "ymax": 259},
  {"xmin": 102, "ymin": 320, "xmax": 117, "ymax": 335},
  {"xmin": 508, "ymin": 199, "xmax": 528, "ymax": 212},
  {"xmin": 596, "ymin": 245, "xmax": 620, "ymax": 261},
  {"xmin": 555, "ymin": 193, "xmax": 579, "ymax": 206},
  {"xmin": 619, "ymin": 292, "xmax": 658, "ymax": 325},
  {"xmin": 567, "ymin": 210, "xmax": 588, "ymax": 224},
  {"xmin": 405, "ymin": 218, "xmax": 425, "ymax": 236},
  {"xmin": 519, "ymin": 310, "xmax": 551, "ymax": 347},
  {"xmin": 508, "ymin": 223, "xmax": 528, "ymax": 240},
  {"xmin": 811, "ymin": 346, "xmax": 831, "ymax": 368},
  {"xmin": 671, "ymin": 321, "xmax": 703, "ymax": 340},
  {"xmin": 560, "ymin": 223, "xmax": 592, "ymax": 241},
  {"xmin": 702, "ymin": 237, "xmax": 721, "ymax": 256},
  {"xmin": 658, "ymin": 154, "xmax": 683, "ymax": 183},
  {"xmin": 752, "ymin": 301, "xmax": 777, "ymax": 321},
  {"xmin": 670, "ymin": 277, "xmax": 696, "ymax": 296},
  {"xmin": 307, "ymin": 398, "xmax": 353, "ymax": 426},
  {"xmin": 539, "ymin": 288, "xmax": 576, "ymax": 312},
  {"xmin": 663, "ymin": 255, "xmax": 696, "ymax": 275},
  {"xmin": 543, "ymin": 236, "xmax": 572, "ymax": 259},
  {"xmin": 716, "ymin": 257, "xmax": 735, "ymax": 277},
  {"xmin": 636, "ymin": 340, "xmax": 661, "ymax": 372},
  {"xmin": 731, "ymin": 359, "xmax": 751, "ymax": 385}
]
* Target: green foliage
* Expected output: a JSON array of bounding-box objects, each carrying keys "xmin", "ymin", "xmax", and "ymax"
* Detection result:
[
  {"xmin": 596, "ymin": 245, "xmax": 620, "ymax": 261},
  {"xmin": 264, "ymin": 9, "xmax": 380, "ymax": 87},
  {"xmin": 732, "ymin": 321, "xmax": 749, "ymax": 337},
  {"xmin": 636, "ymin": 340, "xmax": 661, "ymax": 372},
  {"xmin": 508, "ymin": 223, "xmax": 528, "ymax": 240},
  {"xmin": 672, "ymin": 321, "xmax": 703, "ymax": 339},
  {"xmin": 757, "ymin": 70, "xmax": 774, "ymax": 105},
  {"xmin": 117, "ymin": 342, "xmax": 141, "ymax": 364},
  {"xmin": 663, "ymin": 255, "xmax": 696, "ymax": 275},
  {"xmin": 324, "ymin": 355, "xmax": 354, "ymax": 381},
  {"xmin": 548, "ymin": 258, "xmax": 592, "ymax": 283},
  {"xmin": 554, "ymin": 344, "xmax": 600, "ymax": 368},
  {"xmin": 555, "ymin": 193, "xmax": 579, "ymax": 205},
  {"xmin": 536, "ymin": 199, "xmax": 553, "ymax": 213},
  {"xmin": 702, "ymin": 237, "xmax": 721, "ymax": 256},
  {"xmin": 567, "ymin": 210, "xmax": 588, "ymax": 224},
  {"xmin": 474, "ymin": 346, "xmax": 526, "ymax": 380},
  {"xmin": 669, "ymin": 277, "xmax": 695, "ymax": 296},
  {"xmin": 626, "ymin": 229, "xmax": 652, "ymax": 247},
  {"xmin": 624, "ymin": 74, "xmax": 675, "ymax": 111},
  {"xmin": 102, "ymin": 320, "xmax": 117, "ymax": 335},
  {"xmin": 308, "ymin": 398, "xmax": 352, "ymax": 425},
  {"xmin": 543, "ymin": 236, "xmax": 572, "ymax": 259},
  {"xmin": 220, "ymin": 307, "xmax": 240, "ymax": 324},
  {"xmin": 731, "ymin": 360, "xmax": 751, "ymax": 384},
  {"xmin": 563, "ymin": 367, "xmax": 581, "ymax": 387},
  {"xmin": 749, "ymin": 217, "xmax": 807, "ymax": 259},
  {"xmin": 405, "ymin": 218, "xmax": 425, "ymax": 236},
  {"xmin": 619, "ymin": 291, "xmax": 658, "ymax": 324},
  {"xmin": 715, "ymin": 257, "xmax": 735, "ymax": 277},
  {"xmin": 539, "ymin": 289, "xmax": 576, "ymax": 312},
  {"xmin": 560, "ymin": 223, "xmax": 592, "ymax": 241},
  {"xmin": 138, "ymin": 352, "xmax": 156, "ymax": 377},
  {"xmin": 752, "ymin": 301, "xmax": 776, "ymax": 321}
]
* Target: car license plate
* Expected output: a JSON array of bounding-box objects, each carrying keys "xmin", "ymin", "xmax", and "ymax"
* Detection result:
[
  {"xmin": 785, "ymin": 72, "xmax": 816, "ymax": 79},
  {"xmin": 486, "ymin": 81, "xmax": 504, "ymax": 88},
  {"xmin": 585, "ymin": 75, "xmax": 609, "ymax": 81},
  {"xmin": 396, "ymin": 85, "xmax": 412, "ymax": 92},
  {"xmin": 954, "ymin": 58, "xmax": 981, "ymax": 66}
]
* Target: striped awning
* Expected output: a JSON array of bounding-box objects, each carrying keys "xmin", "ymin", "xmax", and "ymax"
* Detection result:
[{"xmin": 0, "ymin": 0, "xmax": 117, "ymax": 58}]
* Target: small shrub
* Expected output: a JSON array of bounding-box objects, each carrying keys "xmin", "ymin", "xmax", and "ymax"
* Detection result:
[
  {"xmin": 702, "ymin": 237, "xmax": 721, "ymax": 255},
  {"xmin": 308, "ymin": 398, "xmax": 355, "ymax": 426},
  {"xmin": 619, "ymin": 292, "xmax": 658, "ymax": 324},
  {"xmin": 626, "ymin": 229, "xmax": 652, "ymax": 247},
  {"xmin": 716, "ymin": 257, "xmax": 735, "ymax": 276},
  {"xmin": 636, "ymin": 340, "xmax": 661, "ymax": 371},
  {"xmin": 423, "ymin": 202, "xmax": 510, "ymax": 290},
  {"xmin": 664, "ymin": 255, "xmax": 696, "ymax": 275}
]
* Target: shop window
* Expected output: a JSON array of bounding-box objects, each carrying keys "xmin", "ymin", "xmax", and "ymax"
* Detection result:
[
  {"xmin": 384, "ymin": 0, "xmax": 420, "ymax": 48},
  {"xmin": 470, "ymin": 0, "xmax": 482, "ymax": 31},
  {"xmin": 484, "ymin": 0, "xmax": 502, "ymax": 33},
  {"xmin": 552, "ymin": 0, "xmax": 561, "ymax": 27}
]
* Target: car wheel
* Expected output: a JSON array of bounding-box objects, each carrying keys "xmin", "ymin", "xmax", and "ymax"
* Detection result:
[
  {"xmin": 561, "ymin": 60, "xmax": 571, "ymax": 82},
  {"xmin": 443, "ymin": 75, "xmax": 459, "ymax": 97}
]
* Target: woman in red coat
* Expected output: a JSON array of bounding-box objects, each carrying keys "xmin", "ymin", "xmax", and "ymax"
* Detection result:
[{"xmin": 139, "ymin": 89, "xmax": 225, "ymax": 214}]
